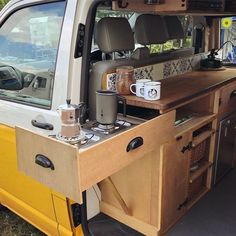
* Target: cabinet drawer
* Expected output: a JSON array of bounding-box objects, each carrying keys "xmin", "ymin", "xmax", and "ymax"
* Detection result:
[
  {"xmin": 16, "ymin": 110, "xmax": 175, "ymax": 203},
  {"xmin": 219, "ymin": 82, "xmax": 236, "ymax": 116}
]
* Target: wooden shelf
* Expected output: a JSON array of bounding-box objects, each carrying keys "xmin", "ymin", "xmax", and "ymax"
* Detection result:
[
  {"xmin": 187, "ymin": 187, "xmax": 209, "ymax": 210},
  {"xmin": 189, "ymin": 161, "xmax": 213, "ymax": 184},
  {"xmin": 192, "ymin": 129, "xmax": 215, "ymax": 147},
  {"xmin": 175, "ymin": 113, "xmax": 216, "ymax": 137}
]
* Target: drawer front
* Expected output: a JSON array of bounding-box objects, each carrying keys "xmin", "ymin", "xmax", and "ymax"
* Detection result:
[
  {"xmin": 219, "ymin": 82, "xmax": 236, "ymax": 116},
  {"xmin": 16, "ymin": 127, "xmax": 82, "ymax": 203},
  {"xmin": 16, "ymin": 110, "xmax": 175, "ymax": 203},
  {"xmin": 79, "ymin": 110, "xmax": 175, "ymax": 191}
]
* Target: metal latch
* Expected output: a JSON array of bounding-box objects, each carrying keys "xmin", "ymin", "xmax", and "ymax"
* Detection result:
[{"xmin": 181, "ymin": 142, "xmax": 192, "ymax": 153}]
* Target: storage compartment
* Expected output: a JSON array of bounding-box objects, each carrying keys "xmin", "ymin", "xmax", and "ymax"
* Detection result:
[
  {"xmin": 188, "ymin": 171, "xmax": 207, "ymax": 201},
  {"xmin": 113, "ymin": 0, "xmax": 224, "ymax": 12},
  {"xmin": 16, "ymin": 111, "xmax": 175, "ymax": 204},
  {"xmin": 219, "ymin": 81, "xmax": 236, "ymax": 118}
]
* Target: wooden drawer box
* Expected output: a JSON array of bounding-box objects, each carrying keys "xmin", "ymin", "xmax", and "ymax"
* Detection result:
[
  {"xmin": 16, "ymin": 111, "xmax": 175, "ymax": 204},
  {"xmin": 219, "ymin": 82, "xmax": 236, "ymax": 117}
]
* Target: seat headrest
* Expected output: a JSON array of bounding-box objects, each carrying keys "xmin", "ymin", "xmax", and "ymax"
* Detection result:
[
  {"xmin": 131, "ymin": 47, "xmax": 150, "ymax": 60},
  {"xmin": 96, "ymin": 17, "xmax": 134, "ymax": 53},
  {"xmin": 164, "ymin": 16, "xmax": 184, "ymax": 40},
  {"xmin": 134, "ymin": 14, "xmax": 168, "ymax": 45}
]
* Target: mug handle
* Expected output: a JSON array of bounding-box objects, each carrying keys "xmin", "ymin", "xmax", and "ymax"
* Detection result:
[
  {"xmin": 117, "ymin": 95, "xmax": 127, "ymax": 118},
  {"xmin": 130, "ymin": 84, "xmax": 136, "ymax": 94}
]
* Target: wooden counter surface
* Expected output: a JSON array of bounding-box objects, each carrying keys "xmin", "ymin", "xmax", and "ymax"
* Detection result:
[{"xmin": 124, "ymin": 68, "xmax": 236, "ymax": 113}]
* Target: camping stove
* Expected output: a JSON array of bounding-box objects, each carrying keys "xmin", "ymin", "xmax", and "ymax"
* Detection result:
[{"xmin": 84, "ymin": 120, "xmax": 132, "ymax": 135}]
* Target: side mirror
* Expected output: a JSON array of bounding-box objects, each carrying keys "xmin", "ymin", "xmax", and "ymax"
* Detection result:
[{"xmin": 0, "ymin": 66, "xmax": 23, "ymax": 90}]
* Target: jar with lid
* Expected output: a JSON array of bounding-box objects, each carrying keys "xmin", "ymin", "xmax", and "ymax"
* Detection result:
[{"xmin": 116, "ymin": 66, "xmax": 134, "ymax": 95}]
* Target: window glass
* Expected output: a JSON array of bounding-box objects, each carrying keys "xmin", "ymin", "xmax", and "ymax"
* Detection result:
[
  {"xmin": 0, "ymin": 1, "xmax": 66, "ymax": 108},
  {"xmin": 220, "ymin": 17, "xmax": 236, "ymax": 63}
]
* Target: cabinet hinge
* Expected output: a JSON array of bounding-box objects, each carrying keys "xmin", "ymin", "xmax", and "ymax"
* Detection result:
[
  {"xmin": 178, "ymin": 198, "xmax": 189, "ymax": 211},
  {"xmin": 181, "ymin": 142, "xmax": 192, "ymax": 153}
]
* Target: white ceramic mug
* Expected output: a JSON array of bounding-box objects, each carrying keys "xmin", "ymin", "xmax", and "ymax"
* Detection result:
[
  {"xmin": 144, "ymin": 82, "xmax": 161, "ymax": 101},
  {"xmin": 130, "ymin": 79, "xmax": 151, "ymax": 97}
]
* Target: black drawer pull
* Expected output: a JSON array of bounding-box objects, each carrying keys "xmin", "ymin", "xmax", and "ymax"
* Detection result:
[
  {"xmin": 230, "ymin": 90, "xmax": 236, "ymax": 99},
  {"xmin": 35, "ymin": 154, "xmax": 55, "ymax": 170},
  {"xmin": 126, "ymin": 137, "xmax": 143, "ymax": 152},
  {"xmin": 31, "ymin": 120, "xmax": 54, "ymax": 130}
]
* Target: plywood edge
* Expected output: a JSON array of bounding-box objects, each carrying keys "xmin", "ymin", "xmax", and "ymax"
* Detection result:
[
  {"xmin": 15, "ymin": 126, "xmax": 78, "ymax": 150},
  {"xmin": 100, "ymin": 201, "xmax": 159, "ymax": 236}
]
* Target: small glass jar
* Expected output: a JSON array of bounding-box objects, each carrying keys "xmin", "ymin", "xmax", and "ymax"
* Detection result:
[{"xmin": 116, "ymin": 66, "xmax": 134, "ymax": 95}]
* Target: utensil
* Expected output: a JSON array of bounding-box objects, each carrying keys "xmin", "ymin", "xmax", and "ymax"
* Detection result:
[{"xmin": 57, "ymin": 99, "xmax": 85, "ymax": 138}]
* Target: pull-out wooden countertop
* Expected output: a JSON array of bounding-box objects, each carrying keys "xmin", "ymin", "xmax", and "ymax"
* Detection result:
[{"xmin": 124, "ymin": 68, "xmax": 236, "ymax": 113}]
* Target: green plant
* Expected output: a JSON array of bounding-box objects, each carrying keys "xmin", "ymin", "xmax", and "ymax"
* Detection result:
[{"xmin": 0, "ymin": 0, "xmax": 9, "ymax": 9}]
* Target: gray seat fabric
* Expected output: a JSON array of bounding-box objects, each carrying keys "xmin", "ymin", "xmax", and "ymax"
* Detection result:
[
  {"xmin": 164, "ymin": 16, "xmax": 184, "ymax": 40},
  {"xmin": 131, "ymin": 47, "xmax": 150, "ymax": 60},
  {"xmin": 163, "ymin": 16, "xmax": 194, "ymax": 59},
  {"xmin": 134, "ymin": 14, "xmax": 169, "ymax": 45},
  {"xmin": 132, "ymin": 14, "xmax": 171, "ymax": 61},
  {"xmin": 89, "ymin": 17, "xmax": 135, "ymax": 120},
  {"xmin": 96, "ymin": 17, "xmax": 134, "ymax": 53}
]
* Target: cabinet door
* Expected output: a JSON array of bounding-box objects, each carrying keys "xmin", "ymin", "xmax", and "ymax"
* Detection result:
[{"xmin": 160, "ymin": 133, "xmax": 191, "ymax": 233}]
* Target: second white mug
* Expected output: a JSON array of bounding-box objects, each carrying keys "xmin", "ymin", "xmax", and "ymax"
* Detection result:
[
  {"xmin": 144, "ymin": 82, "xmax": 161, "ymax": 101},
  {"xmin": 130, "ymin": 79, "xmax": 151, "ymax": 97}
]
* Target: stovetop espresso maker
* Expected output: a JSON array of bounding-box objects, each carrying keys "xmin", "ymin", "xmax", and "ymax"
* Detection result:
[{"xmin": 56, "ymin": 99, "xmax": 86, "ymax": 144}]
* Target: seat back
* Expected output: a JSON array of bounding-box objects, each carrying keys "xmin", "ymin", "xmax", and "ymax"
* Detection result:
[
  {"xmin": 163, "ymin": 16, "xmax": 194, "ymax": 58},
  {"xmin": 89, "ymin": 17, "xmax": 135, "ymax": 120}
]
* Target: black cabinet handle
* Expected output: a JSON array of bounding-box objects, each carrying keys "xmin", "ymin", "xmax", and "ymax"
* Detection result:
[
  {"xmin": 35, "ymin": 154, "xmax": 55, "ymax": 170},
  {"xmin": 230, "ymin": 90, "xmax": 236, "ymax": 99},
  {"xmin": 31, "ymin": 120, "xmax": 54, "ymax": 130},
  {"xmin": 126, "ymin": 137, "xmax": 143, "ymax": 152},
  {"xmin": 181, "ymin": 142, "xmax": 192, "ymax": 153}
]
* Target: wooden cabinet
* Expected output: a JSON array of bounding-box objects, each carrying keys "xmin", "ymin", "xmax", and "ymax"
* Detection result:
[
  {"xmin": 113, "ymin": 0, "xmax": 225, "ymax": 13},
  {"xmin": 160, "ymin": 133, "xmax": 191, "ymax": 234},
  {"xmin": 16, "ymin": 110, "xmax": 175, "ymax": 205},
  {"xmin": 219, "ymin": 81, "xmax": 236, "ymax": 119}
]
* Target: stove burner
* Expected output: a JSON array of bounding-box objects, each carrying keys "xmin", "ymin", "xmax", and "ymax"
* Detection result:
[
  {"xmin": 90, "ymin": 120, "xmax": 132, "ymax": 135},
  {"xmin": 97, "ymin": 124, "xmax": 115, "ymax": 130},
  {"xmin": 56, "ymin": 131, "xmax": 85, "ymax": 144}
]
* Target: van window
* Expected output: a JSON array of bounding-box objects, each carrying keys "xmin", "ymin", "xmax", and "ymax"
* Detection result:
[
  {"xmin": 0, "ymin": 1, "xmax": 66, "ymax": 108},
  {"xmin": 220, "ymin": 17, "xmax": 236, "ymax": 62}
]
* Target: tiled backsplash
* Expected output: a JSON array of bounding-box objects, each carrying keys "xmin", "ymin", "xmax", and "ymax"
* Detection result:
[{"xmin": 105, "ymin": 53, "xmax": 206, "ymax": 91}]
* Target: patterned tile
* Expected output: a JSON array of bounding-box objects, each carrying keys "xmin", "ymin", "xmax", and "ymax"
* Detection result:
[
  {"xmin": 106, "ymin": 73, "xmax": 117, "ymax": 91},
  {"xmin": 105, "ymin": 53, "xmax": 208, "ymax": 88},
  {"xmin": 134, "ymin": 65, "xmax": 154, "ymax": 80}
]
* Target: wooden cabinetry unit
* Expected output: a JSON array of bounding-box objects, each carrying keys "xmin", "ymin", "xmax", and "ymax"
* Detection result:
[
  {"xmin": 219, "ymin": 81, "xmax": 236, "ymax": 120},
  {"xmin": 113, "ymin": 0, "xmax": 227, "ymax": 13},
  {"xmin": 160, "ymin": 134, "xmax": 191, "ymax": 234}
]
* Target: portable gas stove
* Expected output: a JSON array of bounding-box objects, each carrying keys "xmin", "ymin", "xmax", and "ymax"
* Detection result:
[{"xmin": 84, "ymin": 120, "xmax": 132, "ymax": 135}]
